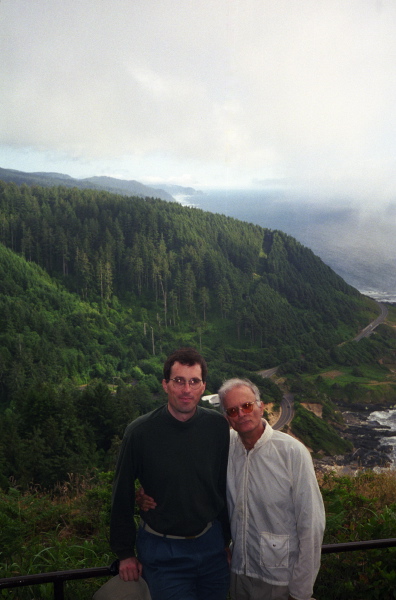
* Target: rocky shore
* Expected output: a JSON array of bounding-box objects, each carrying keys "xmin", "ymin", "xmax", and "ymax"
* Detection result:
[{"xmin": 314, "ymin": 403, "xmax": 396, "ymax": 474}]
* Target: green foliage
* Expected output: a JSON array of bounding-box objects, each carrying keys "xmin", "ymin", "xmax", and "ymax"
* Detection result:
[
  {"xmin": 1, "ymin": 471, "xmax": 395, "ymax": 599},
  {"xmin": 0, "ymin": 378, "xmax": 163, "ymax": 490},
  {"xmin": 0, "ymin": 472, "xmax": 114, "ymax": 599},
  {"xmin": 290, "ymin": 403, "xmax": 352, "ymax": 455},
  {"xmin": 1, "ymin": 179, "xmax": 395, "ymax": 597},
  {"xmin": 329, "ymin": 380, "xmax": 396, "ymax": 406},
  {"xmin": 0, "ymin": 179, "xmax": 387, "ymax": 490},
  {"xmin": 0, "ymin": 181, "xmax": 373, "ymax": 365},
  {"xmin": 316, "ymin": 472, "xmax": 396, "ymax": 599}
]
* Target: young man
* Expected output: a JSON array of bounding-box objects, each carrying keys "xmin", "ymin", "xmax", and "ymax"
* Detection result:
[
  {"xmin": 110, "ymin": 348, "xmax": 230, "ymax": 600},
  {"xmin": 218, "ymin": 378, "xmax": 325, "ymax": 600}
]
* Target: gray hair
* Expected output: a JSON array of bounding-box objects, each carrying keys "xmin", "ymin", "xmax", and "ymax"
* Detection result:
[{"xmin": 217, "ymin": 378, "xmax": 261, "ymax": 411}]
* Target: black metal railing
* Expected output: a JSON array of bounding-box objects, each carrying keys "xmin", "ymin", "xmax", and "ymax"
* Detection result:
[
  {"xmin": 321, "ymin": 537, "xmax": 396, "ymax": 554},
  {"xmin": 0, "ymin": 565, "xmax": 114, "ymax": 600},
  {"xmin": 1, "ymin": 539, "xmax": 396, "ymax": 599}
]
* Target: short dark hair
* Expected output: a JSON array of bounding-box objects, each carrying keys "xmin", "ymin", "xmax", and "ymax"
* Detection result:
[{"xmin": 163, "ymin": 347, "xmax": 207, "ymax": 382}]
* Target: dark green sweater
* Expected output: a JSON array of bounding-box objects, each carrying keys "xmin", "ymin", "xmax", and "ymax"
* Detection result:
[{"xmin": 110, "ymin": 405, "xmax": 230, "ymax": 560}]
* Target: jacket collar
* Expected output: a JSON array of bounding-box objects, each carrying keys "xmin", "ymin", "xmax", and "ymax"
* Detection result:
[{"xmin": 231, "ymin": 419, "xmax": 273, "ymax": 452}]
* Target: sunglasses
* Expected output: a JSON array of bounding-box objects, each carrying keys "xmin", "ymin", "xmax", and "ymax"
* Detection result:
[{"xmin": 225, "ymin": 401, "xmax": 257, "ymax": 418}]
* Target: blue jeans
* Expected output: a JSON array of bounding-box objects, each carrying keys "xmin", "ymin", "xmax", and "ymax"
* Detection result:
[{"xmin": 136, "ymin": 520, "xmax": 230, "ymax": 600}]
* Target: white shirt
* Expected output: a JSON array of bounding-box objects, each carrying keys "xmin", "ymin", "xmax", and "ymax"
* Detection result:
[{"xmin": 227, "ymin": 422, "xmax": 325, "ymax": 600}]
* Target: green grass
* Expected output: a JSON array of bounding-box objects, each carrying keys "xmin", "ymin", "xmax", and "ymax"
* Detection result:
[
  {"xmin": 1, "ymin": 470, "xmax": 396, "ymax": 599},
  {"xmin": 304, "ymin": 363, "xmax": 394, "ymax": 387},
  {"xmin": 316, "ymin": 471, "xmax": 396, "ymax": 599},
  {"xmin": 384, "ymin": 304, "xmax": 396, "ymax": 327},
  {"xmin": 0, "ymin": 472, "xmax": 114, "ymax": 599}
]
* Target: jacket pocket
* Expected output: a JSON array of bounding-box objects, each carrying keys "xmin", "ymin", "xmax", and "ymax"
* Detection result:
[{"xmin": 260, "ymin": 531, "xmax": 289, "ymax": 568}]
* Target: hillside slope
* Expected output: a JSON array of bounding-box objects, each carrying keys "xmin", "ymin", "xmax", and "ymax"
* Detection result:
[
  {"xmin": 0, "ymin": 178, "xmax": 380, "ymax": 392},
  {"xmin": 0, "ymin": 179, "xmax": 385, "ymax": 488}
]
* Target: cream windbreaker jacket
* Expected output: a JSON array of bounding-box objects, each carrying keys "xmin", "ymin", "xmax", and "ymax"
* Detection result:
[{"xmin": 227, "ymin": 422, "xmax": 325, "ymax": 600}]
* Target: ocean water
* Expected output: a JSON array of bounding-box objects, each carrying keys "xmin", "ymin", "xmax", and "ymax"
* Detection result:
[
  {"xmin": 368, "ymin": 409, "xmax": 396, "ymax": 469},
  {"xmin": 176, "ymin": 190, "xmax": 396, "ymax": 302}
]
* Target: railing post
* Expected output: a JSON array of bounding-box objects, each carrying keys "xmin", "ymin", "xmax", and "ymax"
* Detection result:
[{"xmin": 53, "ymin": 579, "xmax": 65, "ymax": 600}]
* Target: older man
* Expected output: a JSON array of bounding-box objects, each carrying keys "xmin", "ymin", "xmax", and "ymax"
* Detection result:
[{"xmin": 218, "ymin": 378, "xmax": 325, "ymax": 600}]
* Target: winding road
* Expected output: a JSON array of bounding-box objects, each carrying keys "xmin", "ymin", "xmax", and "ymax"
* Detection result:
[
  {"xmin": 273, "ymin": 392, "xmax": 294, "ymax": 430},
  {"xmin": 353, "ymin": 302, "xmax": 388, "ymax": 341},
  {"xmin": 265, "ymin": 300, "xmax": 389, "ymax": 429}
]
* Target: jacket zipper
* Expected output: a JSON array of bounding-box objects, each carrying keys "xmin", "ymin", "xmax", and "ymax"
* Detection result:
[{"xmin": 242, "ymin": 447, "xmax": 251, "ymax": 574}]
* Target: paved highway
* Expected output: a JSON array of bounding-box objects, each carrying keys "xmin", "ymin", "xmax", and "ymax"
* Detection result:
[
  {"xmin": 261, "ymin": 300, "xmax": 389, "ymax": 430},
  {"xmin": 205, "ymin": 302, "xmax": 388, "ymax": 430},
  {"xmin": 259, "ymin": 368, "xmax": 294, "ymax": 430},
  {"xmin": 273, "ymin": 392, "xmax": 294, "ymax": 430},
  {"xmin": 353, "ymin": 302, "xmax": 388, "ymax": 342},
  {"xmin": 353, "ymin": 301, "xmax": 388, "ymax": 341}
]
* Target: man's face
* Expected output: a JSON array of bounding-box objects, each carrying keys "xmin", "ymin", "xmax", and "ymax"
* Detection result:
[
  {"xmin": 222, "ymin": 385, "xmax": 264, "ymax": 439},
  {"xmin": 162, "ymin": 361, "xmax": 206, "ymax": 422}
]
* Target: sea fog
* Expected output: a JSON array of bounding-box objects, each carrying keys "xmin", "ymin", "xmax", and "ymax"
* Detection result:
[{"xmin": 175, "ymin": 189, "xmax": 396, "ymax": 303}]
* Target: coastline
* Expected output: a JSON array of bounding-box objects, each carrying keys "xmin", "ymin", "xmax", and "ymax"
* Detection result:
[{"xmin": 314, "ymin": 404, "xmax": 396, "ymax": 475}]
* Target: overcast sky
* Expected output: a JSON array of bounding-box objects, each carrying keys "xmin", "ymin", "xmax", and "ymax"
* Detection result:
[{"xmin": 1, "ymin": 0, "xmax": 396, "ymax": 199}]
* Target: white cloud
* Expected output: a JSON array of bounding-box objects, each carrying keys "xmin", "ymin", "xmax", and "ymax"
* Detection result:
[{"xmin": 1, "ymin": 0, "xmax": 396, "ymax": 196}]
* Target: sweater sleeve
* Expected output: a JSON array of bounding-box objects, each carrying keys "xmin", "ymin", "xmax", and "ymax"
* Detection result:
[
  {"xmin": 110, "ymin": 424, "xmax": 138, "ymax": 560},
  {"xmin": 218, "ymin": 421, "xmax": 231, "ymax": 545},
  {"xmin": 288, "ymin": 444, "xmax": 326, "ymax": 600}
]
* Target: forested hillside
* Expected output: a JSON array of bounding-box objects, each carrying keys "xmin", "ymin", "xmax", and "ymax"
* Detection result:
[{"xmin": 0, "ymin": 180, "xmax": 381, "ymax": 488}]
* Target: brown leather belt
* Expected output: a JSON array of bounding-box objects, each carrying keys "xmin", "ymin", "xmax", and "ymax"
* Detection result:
[{"xmin": 140, "ymin": 519, "xmax": 212, "ymax": 540}]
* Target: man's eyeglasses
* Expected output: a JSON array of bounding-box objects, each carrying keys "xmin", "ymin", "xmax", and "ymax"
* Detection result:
[
  {"xmin": 169, "ymin": 377, "xmax": 203, "ymax": 389},
  {"xmin": 225, "ymin": 401, "xmax": 258, "ymax": 418}
]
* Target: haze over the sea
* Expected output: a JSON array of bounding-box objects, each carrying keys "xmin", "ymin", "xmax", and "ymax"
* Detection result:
[{"xmin": 2, "ymin": 0, "xmax": 396, "ymax": 302}]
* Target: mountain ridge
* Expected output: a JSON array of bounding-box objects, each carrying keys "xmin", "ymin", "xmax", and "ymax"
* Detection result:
[{"xmin": 0, "ymin": 166, "xmax": 178, "ymax": 202}]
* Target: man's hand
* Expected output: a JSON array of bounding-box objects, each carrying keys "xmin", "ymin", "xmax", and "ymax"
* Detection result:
[
  {"xmin": 136, "ymin": 486, "xmax": 157, "ymax": 511},
  {"xmin": 119, "ymin": 557, "xmax": 142, "ymax": 581}
]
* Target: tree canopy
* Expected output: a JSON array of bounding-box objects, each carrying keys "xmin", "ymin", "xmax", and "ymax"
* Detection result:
[{"xmin": 0, "ymin": 180, "xmax": 382, "ymax": 488}]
